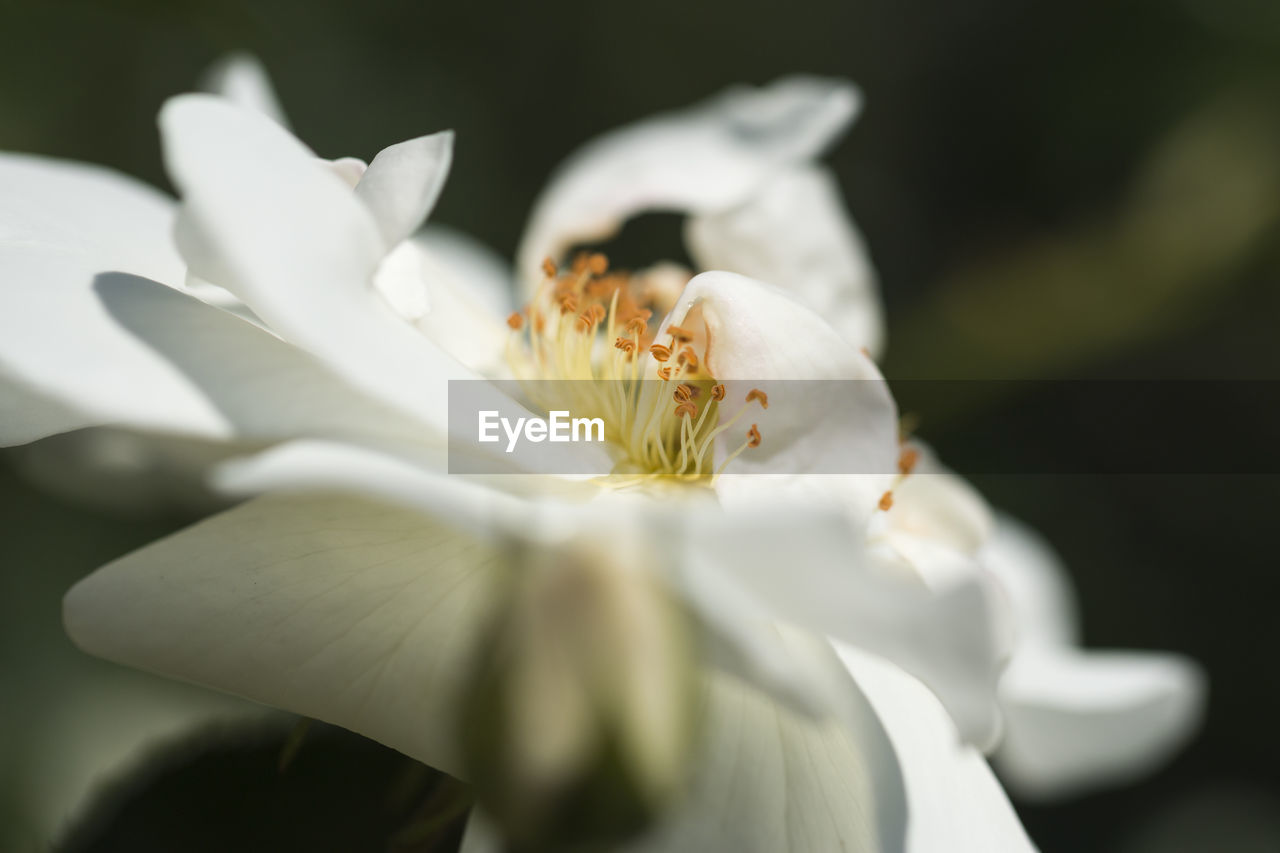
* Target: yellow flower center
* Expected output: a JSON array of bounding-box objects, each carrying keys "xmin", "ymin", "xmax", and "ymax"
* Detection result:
[{"xmin": 505, "ymin": 254, "xmax": 766, "ymax": 482}]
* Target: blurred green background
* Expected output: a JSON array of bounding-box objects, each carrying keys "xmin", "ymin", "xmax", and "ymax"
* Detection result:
[{"xmin": 3, "ymin": 0, "xmax": 1280, "ymax": 849}]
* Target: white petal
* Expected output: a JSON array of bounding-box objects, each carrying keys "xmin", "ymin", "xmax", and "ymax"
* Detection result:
[
  {"xmin": 678, "ymin": 502, "xmax": 1011, "ymax": 749},
  {"xmin": 659, "ymin": 270, "xmax": 898, "ymax": 484},
  {"xmin": 995, "ymin": 648, "xmax": 1206, "ymax": 799},
  {"xmin": 686, "ymin": 165, "xmax": 885, "ymax": 357},
  {"xmin": 160, "ymin": 95, "xmax": 468, "ymax": 434},
  {"xmin": 838, "ymin": 646, "xmax": 1038, "ymax": 853},
  {"xmin": 0, "ymin": 152, "xmax": 227, "ymax": 445},
  {"xmin": 355, "ymin": 132, "xmax": 453, "ymax": 249},
  {"xmin": 373, "ymin": 239, "xmax": 509, "ymax": 375},
  {"xmin": 980, "ymin": 513, "xmax": 1079, "ymax": 648},
  {"xmin": 91, "ymin": 273, "xmax": 432, "ymax": 445},
  {"xmin": 63, "ymin": 493, "xmax": 508, "ymax": 779},
  {"xmin": 413, "ymin": 224, "xmax": 515, "ymax": 319},
  {"xmin": 888, "ymin": 466, "xmax": 995, "ymax": 558},
  {"xmin": 516, "ymin": 77, "xmax": 860, "ymax": 286},
  {"xmin": 199, "ymin": 53, "xmax": 289, "ymax": 128},
  {"xmin": 463, "ymin": 628, "xmax": 900, "ymax": 853}
]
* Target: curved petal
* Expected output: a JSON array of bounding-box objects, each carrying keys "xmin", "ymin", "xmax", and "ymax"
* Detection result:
[
  {"xmin": 355, "ymin": 132, "xmax": 454, "ymax": 249},
  {"xmin": 659, "ymin": 270, "xmax": 898, "ymax": 484},
  {"xmin": 63, "ymin": 493, "xmax": 508, "ymax": 779},
  {"xmin": 160, "ymin": 94, "xmax": 469, "ymax": 434},
  {"xmin": 199, "ymin": 53, "xmax": 289, "ymax": 128},
  {"xmin": 0, "ymin": 152, "xmax": 227, "ymax": 445},
  {"xmin": 686, "ymin": 165, "xmax": 885, "ymax": 357},
  {"xmin": 980, "ymin": 513, "xmax": 1079, "ymax": 648},
  {"xmin": 91, "ymin": 272, "xmax": 432, "ymax": 447},
  {"xmin": 463, "ymin": 629, "xmax": 900, "ymax": 853},
  {"xmin": 837, "ymin": 646, "xmax": 1038, "ymax": 852},
  {"xmin": 414, "ymin": 225, "xmax": 515, "ymax": 319},
  {"xmin": 373, "ymin": 240, "xmax": 509, "ymax": 375},
  {"xmin": 516, "ymin": 77, "xmax": 860, "ymax": 286},
  {"xmin": 676, "ymin": 497, "xmax": 1010, "ymax": 749},
  {"xmin": 995, "ymin": 648, "xmax": 1206, "ymax": 799}
]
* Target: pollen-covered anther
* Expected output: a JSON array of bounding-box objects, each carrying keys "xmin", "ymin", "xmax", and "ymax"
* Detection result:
[
  {"xmin": 673, "ymin": 383, "xmax": 694, "ymax": 403},
  {"xmin": 624, "ymin": 317, "xmax": 647, "ymax": 336},
  {"xmin": 878, "ymin": 491, "xmax": 894, "ymax": 511},
  {"xmin": 745, "ymin": 388, "xmax": 769, "ymax": 409},
  {"xmin": 711, "ymin": 384, "xmax": 726, "ymax": 401},
  {"xmin": 506, "ymin": 312, "xmax": 524, "ymax": 331},
  {"xmin": 674, "ymin": 401, "xmax": 697, "ymax": 418},
  {"xmin": 677, "ymin": 347, "xmax": 698, "ymax": 371},
  {"xmin": 558, "ymin": 294, "xmax": 579, "ymax": 315},
  {"xmin": 541, "ymin": 257, "xmax": 557, "ymax": 279},
  {"xmin": 613, "ymin": 337, "xmax": 636, "ymax": 353},
  {"xmin": 747, "ymin": 424, "xmax": 762, "ymax": 448},
  {"xmin": 898, "ymin": 446, "xmax": 920, "ymax": 476},
  {"xmin": 587, "ymin": 253, "xmax": 609, "ymax": 275},
  {"xmin": 649, "ymin": 343, "xmax": 672, "ymax": 362},
  {"xmin": 657, "ymin": 366, "xmax": 673, "ymax": 381},
  {"xmin": 667, "ymin": 324, "xmax": 694, "ymax": 343}
]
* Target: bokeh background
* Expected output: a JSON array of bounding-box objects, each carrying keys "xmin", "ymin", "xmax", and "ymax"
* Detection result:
[{"xmin": 3, "ymin": 0, "xmax": 1280, "ymax": 849}]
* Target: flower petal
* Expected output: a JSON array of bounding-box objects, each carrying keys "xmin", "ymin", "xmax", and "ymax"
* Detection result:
[
  {"xmin": 0, "ymin": 152, "xmax": 227, "ymax": 445},
  {"xmin": 516, "ymin": 77, "xmax": 860, "ymax": 285},
  {"xmin": 678, "ymin": 500, "xmax": 1011, "ymax": 749},
  {"xmin": 838, "ymin": 646, "xmax": 1038, "ymax": 852},
  {"xmin": 413, "ymin": 225, "xmax": 515, "ymax": 319},
  {"xmin": 462, "ymin": 629, "xmax": 902, "ymax": 853},
  {"xmin": 160, "ymin": 94, "xmax": 467, "ymax": 433},
  {"xmin": 980, "ymin": 513, "xmax": 1078, "ymax": 648},
  {"xmin": 63, "ymin": 492, "xmax": 507, "ymax": 779},
  {"xmin": 995, "ymin": 648, "xmax": 1206, "ymax": 799},
  {"xmin": 686, "ymin": 165, "xmax": 885, "ymax": 356},
  {"xmin": 659, "ymin": 270, "xmax": 898, "ymax": 483},
  {"xmin": 91, "ymin": 272, "xmax": 432, "ymax": 446},
  {"xmin": 355, "ymin": 132, "xmax": 454, "ymax": 249},
  {"xmin": 199, "ymin": 53, "xmax": 289, "ymax": 128}
]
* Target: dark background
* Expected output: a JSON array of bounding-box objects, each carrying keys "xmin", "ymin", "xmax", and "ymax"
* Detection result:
[{"xmin": 3, "ymin": 0, "xmax": 1279, "ymax": 849}]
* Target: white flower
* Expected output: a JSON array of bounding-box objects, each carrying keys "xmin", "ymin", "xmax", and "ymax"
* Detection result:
[{"xmin": 0, "ymin": 53, "xmax": 1190, "ymax": 850}]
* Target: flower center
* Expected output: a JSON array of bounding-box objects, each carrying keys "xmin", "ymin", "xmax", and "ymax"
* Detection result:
[{"xmin": 505, "ymin": 254, "xmax": 766, "ymax": 481}]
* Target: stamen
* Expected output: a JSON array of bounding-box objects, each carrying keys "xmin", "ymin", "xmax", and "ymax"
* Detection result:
[
  {"xmin": 649, "ymin": 343, "xmax": 672, "ymax": 362},
  {"xmin": 657, "ymin": 365, "xmax": 673, "ymax": 380},
  {"xmin": 506, "ymin": 312, "xmax": 524, "ymax": 331},
  {"xmin": 668, "ymin": 324, "xmax": 694, "ymax": 343},
  {"xmin": 587, "ymin": 253, "xmax": 609, "ymax": 275},
  {"xmin": 747, "ymin": 424, "xmax": 762, "ymax": 448},
  {"xmin": 541, "ymin": 257, "xmax": 558, "ymax": 279},
  {"xmin": 745, "ymin": 388, "xmax": 769, "ymax": 409},
  {"xmin": 878, "ymin": 491, "xmax": 894, "ymax": 511},
  {"xmin": 898, "ymin": 447, "xmax": 920, "ymax": 476},
  {"xmin": 677, "ymin": 347, "xmax": 699, "ymax": 371},
  {"xmin": 674, "ymin": 401, "xmax": 697, "ymax": 418},
  {"xmin": 673, "ymin": 384, "xmax": 694, "ymax": 403},
  {"xmin": 711, "ymin": 384, "xmax": 726, "ymax": 401}
]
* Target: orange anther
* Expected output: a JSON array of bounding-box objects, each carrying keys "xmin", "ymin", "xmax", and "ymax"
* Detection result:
[
  {"xmin": 668, "ymin": 324, "xmax": 693, "ymax": 343},
  {"xmin": 747, "ymin": 424, "xmax": 762, "ymax": 448},
  {"xmin": 878, "ymin": 491, "xmax": 894, "ymax": 511},
  {"xmin": 674, "ymin": 401, "xmax": 697, "ymax": 418},
  {"xmin": 898, "ymin": 447, "xmax": 920, "ymax": 476},
  {"xmin": 506, "ymin": 312, "xmax": 524, "ymax": 331},
  {"xmin": 673, "ymin": 383, "xmax": 693, "ymax": 403},
  {"xmin": 649, "ymin": 343, "xmax": 672, "ymax": 362},
  {"xmin": 657, "ymin": 365, "xmax": 673, "ymax": 380},
  {"xmin": 711, "ymin": 384, "xmax": 726, "ymax": 401},
  {"xmin": 624, "ymin": 317, "xmax": 647, "ymax": 336},
  {"xmin": 746, "ymin": 388, "xmax": 769, "ymax": 409},
  {"xmin": 587, "ymin": 253, "xmax": 609, "ymax": 275},
  {"xmin": 678, "ymin": 347, "xmax": 699, "ymax": 370},
  {"xmin": 541, "ymin": 257, "xmax": 558, "ymax": 279}
]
